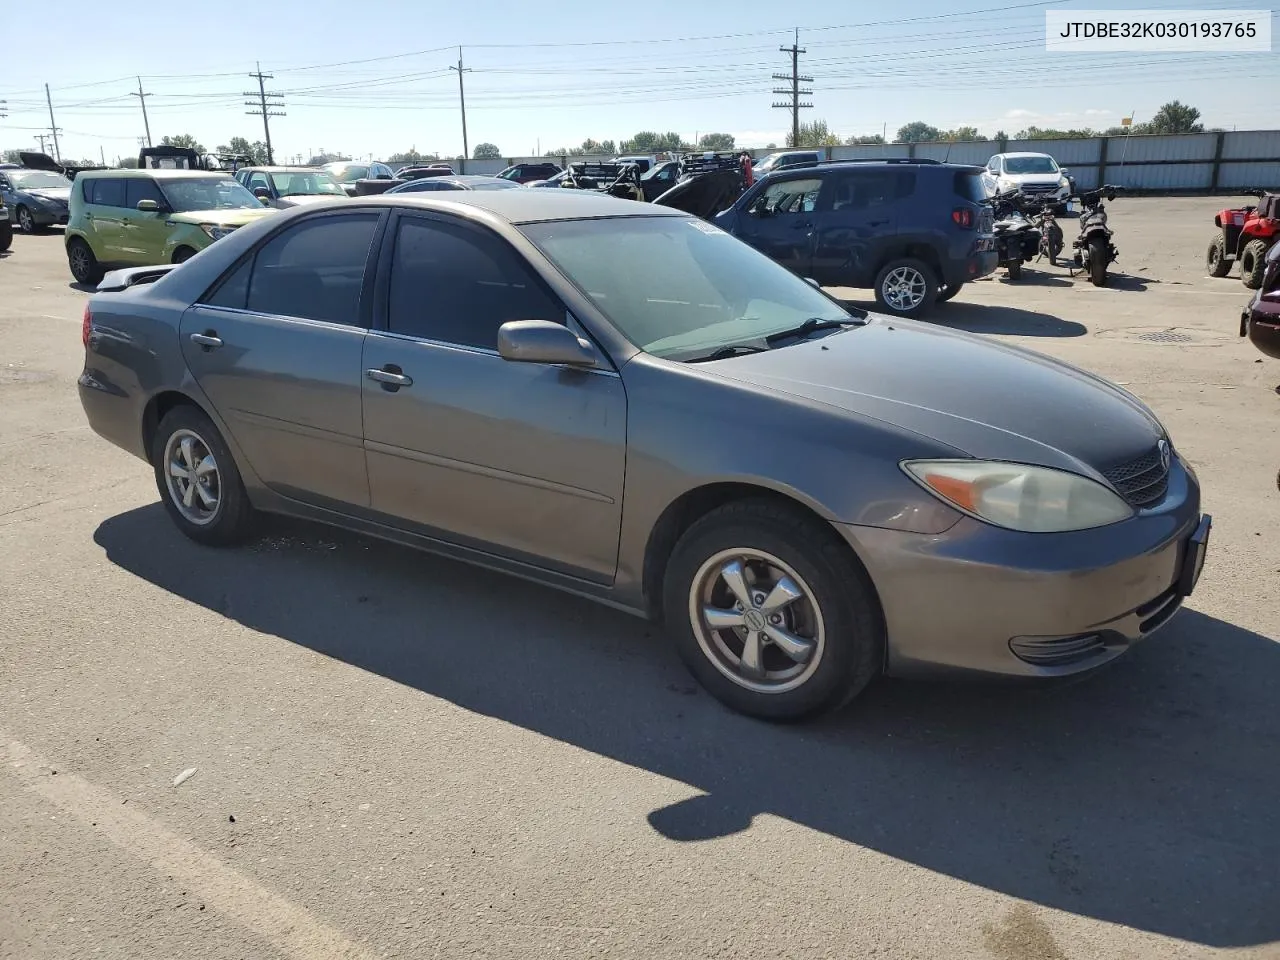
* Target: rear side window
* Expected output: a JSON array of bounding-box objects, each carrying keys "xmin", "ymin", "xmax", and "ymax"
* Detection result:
[
  {"xmin": 821, "ymin": 170, "xmax": 916, "ymax": 212},
  {"xmin": 125, "ymin": 178, "xmax": 166, "ymax": 208},
  {"xmin": 87, "ymin": 178, "xmax": 126, "ymax": 207},
  {"xmin": 245, "ymin": 214, "xmax": 380, "ymax": 325},
  {"xmin": 953, "ymin": 171, "xmax": 987, "ymax": 203}
]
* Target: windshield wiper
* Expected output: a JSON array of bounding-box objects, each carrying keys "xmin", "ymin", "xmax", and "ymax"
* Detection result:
[
  {"xmin": 764, "ymin": 316, "xmax": 863, "ymax": 345},
  {"xmin": 685, "ymin": 344, "xmax": 768, "ymax": 363}
]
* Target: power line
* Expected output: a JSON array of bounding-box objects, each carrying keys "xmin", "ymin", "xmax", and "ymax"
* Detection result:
[
  {"xmin": 244, "ymin": 63, "xmax": 285, "ymax": 164},
  {"xmin": 773, "ymin": 29, "xmax": 812, "ymax": 147}
]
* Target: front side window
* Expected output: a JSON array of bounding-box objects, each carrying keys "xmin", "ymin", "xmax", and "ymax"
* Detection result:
[
  {"xmin": 752, "ymin": 177, "xmax": 823, "ymax": 215},
  {"xmin": 387, "ymin": 217, "xmax": 563, "ymax": 350},
  {"xmin": 522, "ymin": 215, "xmax": 853, "ymax": 361},
  {"xmin": 246, "ymin": 214, "xmax": 380, "ymax": 325},
  {"xmin": 159, "ymin": 177, "xmax": 262, "ymax": 212},
  {"xmin": 125, "ymin": 178, "xmax": 167, "ymax": 209}
]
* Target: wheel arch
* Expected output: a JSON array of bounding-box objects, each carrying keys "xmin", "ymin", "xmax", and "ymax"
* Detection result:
[
  {"xmin": 640, "ymin": 480, "xmax": 877, "ymax": 622},
  {"xmin": 141, "ymin": 389, "xmax": 214, "ymax": 460},
  {"xmin": 874, "ymin": 242, "xmax": 944, "ymax": 283}
]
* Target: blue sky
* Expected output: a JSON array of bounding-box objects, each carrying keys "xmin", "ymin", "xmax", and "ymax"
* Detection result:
[{"xmin": 2, "ymin": 0, "xmax": 1276, "ymax": 163}]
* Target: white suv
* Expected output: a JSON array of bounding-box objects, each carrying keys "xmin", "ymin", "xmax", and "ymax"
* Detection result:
[{"xmin": 982, "ymin": 152, "xmax": 1073, "ymax": 210}]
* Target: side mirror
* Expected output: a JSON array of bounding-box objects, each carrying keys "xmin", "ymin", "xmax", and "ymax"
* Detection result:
[
  {"xmin": 804, "ymin": 277, "xmax": 820, "ymax": 288},
  {"xmin": 259, "ymin": 196, "xmax": 271, "ymax": 206},
  {"xmin": 253, "ymin": 186, "xmax": 271, "ymax": 200},
  {"xmin": 497, "ymin": 319, "xmax": 597, "ymax": 368},
  {"xmin": 135, "ymin": 199, "xmax": 160, "ymax": 212},
  {"xmin": 1059, "ymin": 167, "xmax": 1070, "ymax": 176}
]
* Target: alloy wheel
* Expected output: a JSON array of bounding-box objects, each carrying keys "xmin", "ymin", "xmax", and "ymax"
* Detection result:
[
  {"xmin": 17, "ymin": 207, "xmax": 34, "ymax": 234},
  {"xmin": 881, "ymin": 266, "xmax": 927, "ymax": 312},
  {"xmin": 69, "ymin": 245, "xmax": 90, "ymax": 281},
  {"xmin": 163, "ymin": 428, "xmax": 222, "ymax": 526},
  {"xmin": 688, "ymin": 548, "xmax": 826, "ymax": 694}
]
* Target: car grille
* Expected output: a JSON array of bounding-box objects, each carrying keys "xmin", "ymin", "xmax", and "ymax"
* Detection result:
[
  {"xmin": 1010, "ymin": 632, "xmax": 1107, "ymax": 666},
  {"xmin": 1102, "ymin": 446, "xmax": 1170, "ymax": 509}
]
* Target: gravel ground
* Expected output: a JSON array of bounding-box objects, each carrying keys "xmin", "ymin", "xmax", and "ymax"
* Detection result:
[{"xmin": 1, "ymin": 196, "xmax": 1277, "ymax": 960}]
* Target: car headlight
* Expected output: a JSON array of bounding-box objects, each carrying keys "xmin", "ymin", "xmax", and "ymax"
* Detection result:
[
  {"xmin": 199, "ymin": 224, "xmax": 237, "ymax": 241},
  {"xmin": 902, "ymin": 460, "xmax": 1134, "ymax": 533}
]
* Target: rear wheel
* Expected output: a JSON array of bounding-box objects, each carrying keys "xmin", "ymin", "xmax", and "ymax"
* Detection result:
[
  {"xmin": 936, "ymin": 282, "xmax": 963, "ymax": 303},
  {"xmin": 0, "ymin": 218, "xmax": 12, "ymax": 253},
  {"xmin": 1089, "ymin": 237, "xmax": 1109, "ymax": 287},
  {"xmin": 662, "ymin": 499, "xmax": 884, "ymax": 721},
  {"xmin": 1206, "ymin": 233, "xmax": 1231, "ymax": 277},
  {"xmin": 152, "ymin": 405, "xmax": 255, "ymax": 546},
  {"xmin": 1240, "ymin": 239, "xmax": 1269, "ymax": 289},
  {"xmin": 874, "ymin": 258, "xmax": 937, "ymax": 318},
  {"xmin": 66, "ymin": 238, "xmax": 103, "ymax": 285},
  {"xmin": 172, "ymin": 246, "xmax": 197, "ymax": 265}
]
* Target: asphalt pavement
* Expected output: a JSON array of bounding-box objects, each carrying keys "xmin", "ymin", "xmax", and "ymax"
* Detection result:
[{"xmin": 1, "ymin": 197, "xmax": 1277, "ymax": 960}]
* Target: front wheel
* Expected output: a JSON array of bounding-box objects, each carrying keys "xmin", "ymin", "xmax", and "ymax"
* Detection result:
[
  {"xmin": 874, "ymin": 257, "xmax": 937, "ymax": 318},
  {"xmin": 152, "ymin": 405, "xmax": 255, "ymax": 546},
  {"xmin": 1206, "ymin": 233, "xmax": 1231, "ymax": 277},
  {"xmin": 1089, "ymin": 237, "xmax": 1109, "ymax": 286},
  {"xmin": 16, "ymin": 205, "xmax": 36, "ymax": 234},
  {"xmin": 172, "ymin": 246, "xmax": 197, "ymax": 265},
  {"xmin": 662, "ymin": 499, "xmax": 885, "ymax": 721},
  {"xmin": 0, "ymin": 218, "xmax": 12, "ymax": 253},
  {"xmin": 1240, "ymin": 239, "xmax": 1269, "ymax": 290},
  {"xmin": 1006, "ymin": 260, "xmax": 1023, "ymax": 281}
]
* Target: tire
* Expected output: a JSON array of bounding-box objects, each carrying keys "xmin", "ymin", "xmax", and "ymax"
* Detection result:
[
  {"xmin": 66, "ymin": 237, "xmax": 104, "ymax": 286},
  {"xmin": 936, "ymin": 282, "xmax": 963, "ymax": 303},
  {"xmin": 1206, "ymin": 233, "xmax": 1231, "ymax": 277},
  {"xmin": 1044, "ymin": 224, "xmax": 1064, "ymax": 264},
  {"xmin": 661, "ymin": 498, "xmax": 885, "ymax": 722},
  {"xmin": 16, "ymin": 205, "xmax": 36, "ymax": 234},
  {"xmin": 1240, "ymin": 238, "xmax": 1269, "ymax": 290},
  {"xmin": 873, "ymin": 257, "xmax": 938, "ymax": 318},
  {"xmin": 1089, "ymin": 237, "xmax": 1108, "ymax": 287},
  {"xmin": 172, "ymin": 246, "xmax": 197, "ymax": 265},
  {"xmin": 0, "ymin": 218, "xmax": 12, "ymax": 253},
  {"xmin": 151, "ymin": 405, "xmax": 255, "ymax": 547},
  {"xmin": 1006, "ymin": 259, "xmax": 1022, "ymax": 281}
]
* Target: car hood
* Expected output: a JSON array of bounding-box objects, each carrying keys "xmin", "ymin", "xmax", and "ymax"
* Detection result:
[
  {"xmin": 276, "ymin": 194, "xmax": 342, "ymax": 207},
  {"xmin": 168, "ymin": 208, "xmax": 276, "ymax": 227},
  {"xmin": 26, "ymin": 186, "xmax": 72, "ymax": 202},
  {"xmin": 698, "ymin": 315, "xmax": 1164, "ymax": 474}
]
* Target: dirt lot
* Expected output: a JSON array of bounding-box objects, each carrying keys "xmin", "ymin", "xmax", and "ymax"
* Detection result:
[{"xmin": 1, "ymin": 197, "xmax": 1277, "ymax": 960}]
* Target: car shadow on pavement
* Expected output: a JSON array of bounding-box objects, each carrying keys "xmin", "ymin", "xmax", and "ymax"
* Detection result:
[
  {"xmin": 67, "ymin": 282, "xmax": 96, "ymax": 293},
  {"xmin": 95, "ymin": 505, "xmax": 1280, "ymax": 949},
  {"xmin": 834, "ymin": 296, "xmax": 1088, "ymax": 338}
]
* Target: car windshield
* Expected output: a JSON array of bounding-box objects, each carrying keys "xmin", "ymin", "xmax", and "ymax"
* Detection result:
[
  {"xmin": 1004, "ymin": 156, "xmax": 1059, "ymax": 174},
  {"xmin": 522, "ymin": 215, "xmax": 855, "ymax": 361},
  {"xmin": 468, "ymin": 179, "xmax": 521, "ymax": 190},
  {"xmin": 12, "ymin": 170, "xmax": 71, "ymax": 189},
  {"xmin": 159, "ymin": 177, "xmax": 263, "ymax": 212},
  {"xmin": 325, "ymin": 163, "xmax": 369, "ymax": 182},
  {"xmin": 269, "ymin": 171, "xmax": 346, "ymax": 196}
]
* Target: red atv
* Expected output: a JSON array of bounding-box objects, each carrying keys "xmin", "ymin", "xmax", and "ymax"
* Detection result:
[{"xmin": 1207, "ymin": 190, "xmax": 1280, "ymax": 289}]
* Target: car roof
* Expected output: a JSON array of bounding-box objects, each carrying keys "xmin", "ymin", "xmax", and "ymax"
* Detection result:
[
  {"xmin": 358, "ymin": 190, "xmax": 688, "ymax": 224},
  {"xmin": 997, "ymin": 152, "xmax": 1055, "ymax": 159},
  {"xmin": 241, "ymin": 166, "xmax": 323, "ymax": 173},
  {"xmin": 81, "ymin": 169, "xmax": 232, "ymax": 179}
]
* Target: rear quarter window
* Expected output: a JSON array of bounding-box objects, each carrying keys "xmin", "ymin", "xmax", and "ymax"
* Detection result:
[
  {"xmin": 952, "ymin": 170, "xmax": 986, "ymax": 203},
  {"xmin": 88, "ymin": 178, "xmax": 127, "ymax": 207}
]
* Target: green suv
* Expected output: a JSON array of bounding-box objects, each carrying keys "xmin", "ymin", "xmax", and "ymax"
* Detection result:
[{"xmin": 65, "ymin": 169, "xmax": 276, "ymax": 284}]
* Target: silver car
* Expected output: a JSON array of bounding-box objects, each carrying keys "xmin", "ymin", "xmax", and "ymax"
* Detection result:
[{"xmin": 77, "ymin": 192, "xmax": 1211, "ymax": 721}]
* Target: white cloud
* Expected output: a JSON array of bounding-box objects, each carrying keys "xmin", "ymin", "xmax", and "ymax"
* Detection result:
[{"xmin": 1004, "ymin": 108, "xmax": 1037, "ymax": 119}]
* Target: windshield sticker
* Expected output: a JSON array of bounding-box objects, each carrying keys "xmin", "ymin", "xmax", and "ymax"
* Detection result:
[{"xmin": 686, "ymin": 220, "xmax": 727, "ymax": 236}]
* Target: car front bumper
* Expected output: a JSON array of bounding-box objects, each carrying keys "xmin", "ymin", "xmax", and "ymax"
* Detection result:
[
  {"xmin": 1242, "ymin": 297, "xmax": 1280, "ymax": 359},
  {"xmin": 836, "ymin": 458, "xmax": 1207, "ymax": 680},
  {"xmin": 31, "ymin": 203, "xmax": 69, "ymax": 226}
]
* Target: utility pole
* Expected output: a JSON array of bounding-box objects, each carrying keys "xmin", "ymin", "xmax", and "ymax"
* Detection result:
[
  {"xmin": 100, "ymin": 145, "xmax": 106, "ymax": 166},
  {"xmin": 244, "ymin": 63, "xmax": 285, "ymax": 165},
  {"xmin": 130, "ymin": 77, "xmax": 152, "ymax": 147},
  {"xmin": 36, "ymin": 134, "xmax": 49, "ymax": 154},
  {"xmin": 44, "ymin": 84, "xmax": 61, "ymax": 162},
  {"xmin": 449, "ymin": 47, "xmax": 471, "ymax": 163},
  {"xmin": 772, "ymin": 30, "xmax": 812, "ymax": 148}
]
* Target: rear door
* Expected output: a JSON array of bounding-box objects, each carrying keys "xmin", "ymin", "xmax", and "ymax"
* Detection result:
[
  {"xmin": 728, "ymin": 174, "xmax": 823, "ymax": 278},
  {"xmin": 120, "ymin": 177, "xmax": 171, "ymax": 264},
  {"xmin": 810, "ymin": 168, "xmax": 915, "ymax": 286},
  {"xmin": 179, "ymin": 210, "xmax": 384, "ymax": 510},
  {"xmin": 82, "ymin": 177, "xmax": 129, "ymax": 262}
]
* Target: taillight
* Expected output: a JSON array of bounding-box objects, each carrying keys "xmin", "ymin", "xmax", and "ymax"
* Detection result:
[
  {"xmin": 952, "ymin": 207, "xmax": 974, "ymax": 229},
  {"xmin": 82, "ymin": 303, "xmax": 92, "ymax": 348}
]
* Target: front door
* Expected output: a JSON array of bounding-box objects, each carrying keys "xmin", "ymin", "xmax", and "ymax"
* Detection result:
[
  {"xmin": 809, "ymin": 168, "xmax": 913, "ymax": 287},
  {"xmin": 361, "ymin": 211, "xmax": 627, "ymax": 584},
  {"xmin": 729, "ymin": 175, "xmax": 823, "ymax": 279},
  {"xmin": 179, "ymin": 210, "xmax": 384, "ymax": 510},
  {"xmin": 120, "ymin": 177, "xmax": 172, "ymax": 264}
]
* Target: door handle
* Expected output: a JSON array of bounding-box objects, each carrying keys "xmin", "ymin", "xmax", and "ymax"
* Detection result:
[
  {"xmin": 867, "ymin": 218, "xmax": 889, "ymax": 227},
  {"xmin": 84, "ymin": 212, "xmax": 94, "ymax": 220},
  {"xmin": 366, "ymin": 366, "xmax": 413, "ymax": 390},
  {"xmin": 189, "ymin": 332, "xmax": 223, "ymax": 349},
  {"xmin": 790, "ymin": 221, "xmax": 813, "ymax": 230}
]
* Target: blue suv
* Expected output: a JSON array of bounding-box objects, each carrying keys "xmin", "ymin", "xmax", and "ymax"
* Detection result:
[{"xmin": 714, "ymin": 159, "xmax": 997, "ymax": 317}]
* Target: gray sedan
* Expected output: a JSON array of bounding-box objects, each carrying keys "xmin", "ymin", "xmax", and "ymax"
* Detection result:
[
  {"xmin": 77, "ymin": 192, "xmax": 1210, "ymax": 721},
  {"xmin": 0, "ymin": 167, "xmax": 73, "ymax": 232}
]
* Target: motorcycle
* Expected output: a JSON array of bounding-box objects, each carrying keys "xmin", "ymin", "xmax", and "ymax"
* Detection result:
[
  {"xmin": 1030, "ymin": 201, "xmax": 1064, "ymax": 265},
  {"xmin": 1071, "ymin": 186, "xmax": 1121, "ymax": 287},
  {"xmin": 987, "ymin": 188, "xmax": 1042, "ymax": 280}
]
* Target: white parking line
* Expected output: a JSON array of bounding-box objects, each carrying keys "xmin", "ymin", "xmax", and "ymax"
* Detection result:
[{"xmin": 3, "ymin": 732, "xmax": 377, "ymax": 960}]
